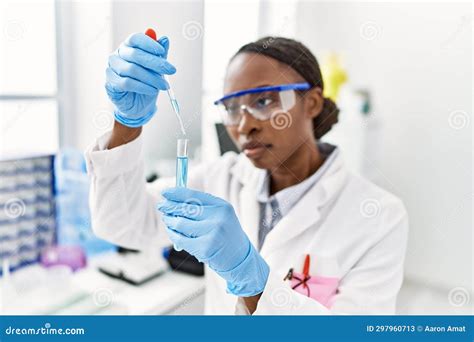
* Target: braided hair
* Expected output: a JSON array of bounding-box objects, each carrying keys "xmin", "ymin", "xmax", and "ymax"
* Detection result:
[{"xmin": 235, "ymin": 37, "xmax": 339, "ymax": 139}]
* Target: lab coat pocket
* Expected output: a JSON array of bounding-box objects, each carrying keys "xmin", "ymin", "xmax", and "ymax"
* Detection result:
[{"xmin": 288, "ymin": 270, "xmax": 339, "ymax": 308}]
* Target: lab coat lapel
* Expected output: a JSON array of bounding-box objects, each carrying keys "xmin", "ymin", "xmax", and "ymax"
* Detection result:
[
  {"xmin": 230, "ymin": 154, "xmax": 262, "ymax": 249},
  {"xmin": 260, "ymin": 153, "xmax": 348, "ymax": 255},
  {"xmin": 239, "ymin": 182, "xmax": 260, "ymax": 248}
]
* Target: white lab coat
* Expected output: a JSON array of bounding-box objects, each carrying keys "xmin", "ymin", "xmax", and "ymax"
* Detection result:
[{"xmin": 84, "ymin": 131, "xmax": 408, "ymax": 315}]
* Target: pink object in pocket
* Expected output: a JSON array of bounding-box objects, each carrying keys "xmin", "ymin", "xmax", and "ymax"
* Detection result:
[{"xmin": 288, "ymin": 270, "xmax": 339, "ymax": 308}]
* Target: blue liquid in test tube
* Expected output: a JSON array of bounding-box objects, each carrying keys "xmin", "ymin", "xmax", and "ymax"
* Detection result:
[
  {"xmin": 176, "ymin": 157, "xmax": 188, "ymax": 187},
  {"xmin": 176, "ymin": 139, "xmax": 188, "ymax": 188}
]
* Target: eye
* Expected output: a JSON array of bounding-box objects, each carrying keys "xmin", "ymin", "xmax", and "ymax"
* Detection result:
[{"xmin": 254, "ymin": 97, "xmax": 273, "ymax": 108}]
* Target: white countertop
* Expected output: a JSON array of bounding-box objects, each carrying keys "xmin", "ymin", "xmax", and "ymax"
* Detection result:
[{"xmin": 0, "ymin": 252, "xmax": 205, "ymax": 315}]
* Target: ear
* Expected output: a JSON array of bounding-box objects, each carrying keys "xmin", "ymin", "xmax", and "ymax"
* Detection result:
[{"xmin": 303, "ymin": 87, "xmax": 324, "ymax": 119}]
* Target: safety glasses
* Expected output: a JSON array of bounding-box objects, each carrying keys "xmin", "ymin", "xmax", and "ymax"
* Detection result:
[{"xmin": 214, "ymin": 83, "xmax": 311, "ymax": 126}]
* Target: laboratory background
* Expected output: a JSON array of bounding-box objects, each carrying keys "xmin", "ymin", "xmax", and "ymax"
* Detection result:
[{"xmin": 0, "ymin": 0, "xmax": 472, "ymax": 315}]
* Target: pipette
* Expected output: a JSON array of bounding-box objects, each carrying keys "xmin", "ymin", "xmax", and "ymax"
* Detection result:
[
  {"xmin": 145, "ymin": 28, "xmax": 186, "ymax": 136},
  {"xmin": 145, "ymin": 28, "xmax": 189, "ymax": 188}
]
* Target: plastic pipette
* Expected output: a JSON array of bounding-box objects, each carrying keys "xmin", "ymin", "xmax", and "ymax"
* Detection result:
[{"xmin": 145, "ymin": 28, "xmax": 186, "ymax": 136}]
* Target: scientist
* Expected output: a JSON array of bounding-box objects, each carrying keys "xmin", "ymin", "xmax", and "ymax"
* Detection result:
[{"xmin": 85, "ymin": 33, "xmax": 408, "ymax": 315}]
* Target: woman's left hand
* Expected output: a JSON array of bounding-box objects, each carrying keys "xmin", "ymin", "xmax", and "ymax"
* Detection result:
[{"xmin": 157, "ymin": 187, "xmax": 269, "ymax": 297}]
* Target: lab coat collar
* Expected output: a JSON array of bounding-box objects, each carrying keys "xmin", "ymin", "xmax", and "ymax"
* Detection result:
[{"xmin": 230, "ymin": 147, "xmax": 349, "ymax": 255}]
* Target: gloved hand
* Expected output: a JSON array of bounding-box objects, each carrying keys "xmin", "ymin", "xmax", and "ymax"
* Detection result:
[
  {"xmin": 157, "ymin": 187, "xmax": 269, "ymax": 297},
  {"xmin": 105, "ymin": 33, "xmax": 176, "ymax": 128}
]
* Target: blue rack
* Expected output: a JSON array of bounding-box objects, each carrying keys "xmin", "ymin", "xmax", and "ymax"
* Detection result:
[{"xmin": 0, "ymin": 155, "xmax": 56, "ymax": 275}]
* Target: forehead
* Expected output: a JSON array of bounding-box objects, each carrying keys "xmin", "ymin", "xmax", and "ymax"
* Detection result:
[{"xmin": 224, "ymin": 52, "xmax": 304, "ymax": 94}]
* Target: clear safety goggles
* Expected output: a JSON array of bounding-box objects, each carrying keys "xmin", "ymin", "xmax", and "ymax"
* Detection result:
[{"xmin": 214, "ymin": 83, "xmax": 311, "ymax": 126}]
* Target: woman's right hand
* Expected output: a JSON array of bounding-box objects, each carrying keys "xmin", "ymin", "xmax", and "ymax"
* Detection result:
[{"xmin": 105, "ymin": 33, "xmax": 176, "ymax": 128}]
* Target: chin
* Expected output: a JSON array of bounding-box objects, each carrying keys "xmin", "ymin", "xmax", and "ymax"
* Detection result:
[{"xmin": 246, "ymin": 155, "xmax": 274, "ymax": 170}]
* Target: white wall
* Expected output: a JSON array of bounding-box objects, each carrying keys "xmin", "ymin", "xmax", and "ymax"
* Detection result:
[
  {"xmin": 295, "ymin": 2, "xmax": 472, "ymax": 297},
  {"xmin": 56, "ymin": 0, "xmax": 113, "ymax": 151},
  {"xmin": 201, "ymin": 0, "xmax": 260, "ymax": 161}
]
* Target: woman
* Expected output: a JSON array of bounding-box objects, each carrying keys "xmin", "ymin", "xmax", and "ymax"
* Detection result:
[{"xmin": 85, "ymin": 33, "xmax": 408, "ymax": 315}]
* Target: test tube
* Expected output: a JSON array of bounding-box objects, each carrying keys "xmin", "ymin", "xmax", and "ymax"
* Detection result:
[{"xmin": 176, "ymin": 139, "xmax": 189, "ymax": 188}]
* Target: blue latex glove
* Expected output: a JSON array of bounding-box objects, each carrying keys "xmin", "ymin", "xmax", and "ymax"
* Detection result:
[
  {"xmin": 105, "ymin": 33, "xmax": 176, "ymax": 128},
  {"xmin": 157, "ymin": 187, "xmax": 269, "ymax": 297}
]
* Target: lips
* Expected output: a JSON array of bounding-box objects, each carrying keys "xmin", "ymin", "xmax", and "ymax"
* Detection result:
[{"xmin": 241, "ymin": 141, "xmax": 272, "ymax": 159}]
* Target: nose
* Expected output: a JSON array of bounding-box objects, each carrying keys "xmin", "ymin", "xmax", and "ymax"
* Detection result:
[{"xmin": 237, "ymin": 108, "xmax": 261, "ymax": 137}]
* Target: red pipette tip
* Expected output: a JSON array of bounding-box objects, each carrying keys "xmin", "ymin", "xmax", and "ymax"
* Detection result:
[{"xmin": 145, "ymin": 28, "xmax": 157, "ymax": 40}]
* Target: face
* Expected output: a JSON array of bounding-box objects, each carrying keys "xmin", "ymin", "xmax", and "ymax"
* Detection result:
[{"xmin": 223, "ymin": 52, "xmax": 323, "ymax": 170}]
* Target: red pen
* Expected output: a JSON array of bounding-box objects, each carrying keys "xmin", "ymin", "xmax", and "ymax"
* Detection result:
[{"xmin": 302, "ymin": 254, "xmax": 310, "ymax": 288}]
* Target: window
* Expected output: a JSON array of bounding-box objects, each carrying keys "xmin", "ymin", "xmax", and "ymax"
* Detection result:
[{"xmin": 0, "ymin": 0, "xmax": 58, "ymax": 157}]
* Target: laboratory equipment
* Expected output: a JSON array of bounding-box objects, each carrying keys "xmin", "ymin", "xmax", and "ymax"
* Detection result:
[
  {"xmin": 164, "ymin": 247, "xmax": 204, "ymax": 276},
  {"xmin": 145, "ymin": 28, "xmax": 186, "ymax": 136},
  {"xmin": 320, "ymin": 52, "xmax": 348, "ymax": 101},
  {"xmin": 97, "ymin": 251, "xmax": 167, "ymax": 286},
  {"xmin": 215, "ymin": 123, "xmax": 239, "ymax": 155},
  {"xmin": 164, "ymin": 75, "xmax": 187, "ymax": 136},
  {"xmin": 176, "ymin": 139, "xmax": 189, "ymax": 188},
  {"xmin": 145, "ymin": 28, "xmax": 156, "ymax": 40},
  {"xmin": 1, "ymin": 259, "xmax": 14, "ymax": 312},
  {"xmin": 40, "ymin": 245, "xmax": 87, "ymax": 272},
  {"xmin": 145, "ymin": 28, "xmax": 189, "ymax": 189},
  {"xmin": 0, "ymin": 155, "xmax": 56, "ymax": 275},
  {"xmin": 55, "ymin": 148, "xmax": 116, "ymax": 257}
]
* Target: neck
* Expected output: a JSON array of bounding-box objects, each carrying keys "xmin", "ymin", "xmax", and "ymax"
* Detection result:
[{"xmin": 269, "ymin": 141, "xmax": 323, "ymax": 195}]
